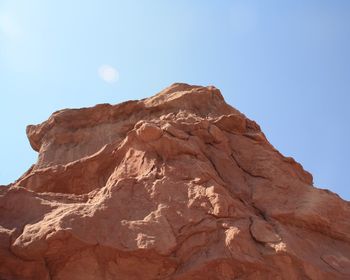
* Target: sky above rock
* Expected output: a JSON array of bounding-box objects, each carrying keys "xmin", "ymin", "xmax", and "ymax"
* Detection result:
[{"xmin": 0, "ymin": 0, "xmax": 349, "ymax": 200}]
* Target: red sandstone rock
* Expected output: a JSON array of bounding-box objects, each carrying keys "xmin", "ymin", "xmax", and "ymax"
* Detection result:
[{"xmin": 0, "ymin": 83, "xmax": 349, "ymax": 279}]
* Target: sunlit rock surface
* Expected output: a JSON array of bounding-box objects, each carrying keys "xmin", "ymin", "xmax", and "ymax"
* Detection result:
[{"xmin": 1, "ymin": 83, "xmax": 349, "ymax": 279}]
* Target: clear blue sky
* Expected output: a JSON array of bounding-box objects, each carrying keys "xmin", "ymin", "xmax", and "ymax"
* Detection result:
[{"xmin": 0, "ymin": 1, "xmax": 349, "ymax": 200}]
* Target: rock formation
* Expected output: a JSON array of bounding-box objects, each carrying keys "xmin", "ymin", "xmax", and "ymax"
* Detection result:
[{"xmin": 0, "ymin": 83, "xmax": 349, "ymax": 279}]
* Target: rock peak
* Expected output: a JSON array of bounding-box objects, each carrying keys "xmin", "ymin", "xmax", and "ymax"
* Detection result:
[
  {"xmin": 1, "ymin": 84, "xmax": 349, "ymax": 280},
  {"xmin": 25, "ymin": 84, "xmax": 235, "ymax": 169}
]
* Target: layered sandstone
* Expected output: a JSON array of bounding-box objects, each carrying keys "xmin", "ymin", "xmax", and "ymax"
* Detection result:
[{"xmin": 0, "ymin": 83, "xmax": 349, "ymax": 279}]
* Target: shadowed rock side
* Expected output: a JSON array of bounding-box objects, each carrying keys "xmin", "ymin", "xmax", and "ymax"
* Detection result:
[{"xmin": 0, "ymin": 83, "xmax": 349, "ymax": 280}]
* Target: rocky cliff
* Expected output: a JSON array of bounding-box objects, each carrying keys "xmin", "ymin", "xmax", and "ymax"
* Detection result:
[{"xmin": 0, "ymin": 83, "xmax": 349, "ymax": 279}]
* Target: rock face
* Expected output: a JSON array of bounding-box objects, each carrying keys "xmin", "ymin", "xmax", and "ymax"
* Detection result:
[{"xmin": 1, "ymin": 83, "xmax": 349, "ymax": 279}]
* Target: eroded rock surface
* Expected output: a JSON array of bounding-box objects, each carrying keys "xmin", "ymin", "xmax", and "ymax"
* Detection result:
[{"xmin": 1, "ymin": 83, "xmax": 349, "ymax": 279}]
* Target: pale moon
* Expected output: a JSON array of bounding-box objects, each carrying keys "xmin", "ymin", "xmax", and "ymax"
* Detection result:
[{"xmin": 98, "ymin": 64, "xmax": 119, "ymax": 83}]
